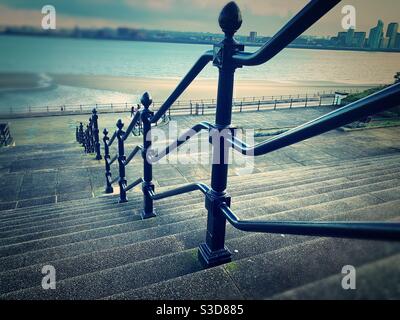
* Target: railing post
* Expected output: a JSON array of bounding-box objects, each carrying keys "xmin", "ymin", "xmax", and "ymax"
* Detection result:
[
  {"xmin": 116, "ymin": 119, "xmax": 128, "ymax": 203},
  {"xmin": 92, "ymin": 108, "xmax": 102, "ymax": 160},
  {"xmin": 140, "ymin": 92, "xmax": 156, "ymax": 219},
  {"xmin": 88, "ymin": 118, "xmax": 93, "ymax": 153},
  {"xmin": 84, "ymin": 125, "xmax": 89, "ymax": 153},
  {"xmin": 75, "ymin": 126, "xmax": 79, "ymax": 142},
  {"xmin": 103, "ymin": 129, "xmax": 114, "ymax": 194},
  {"xmin": 198, "ymin": 2, "xmax": 244, "ymax": 268},
  {"xmin": 78, "ymin": 122, "xmax": 84, "ymax": 144},
  {"xmin": 305, "ymin": 94, "xmax": 308, "ymax": 107}
]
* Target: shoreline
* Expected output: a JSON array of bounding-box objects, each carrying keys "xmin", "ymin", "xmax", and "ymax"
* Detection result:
[
  {"xmin": 2, "ymin": 34, "xmax": 400, "ymax": 55},
  {"xmin": 0, "ymin": 72, "xmax": 377, "ymax": 100}
]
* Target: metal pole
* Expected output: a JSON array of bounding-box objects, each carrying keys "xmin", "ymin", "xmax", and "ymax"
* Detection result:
[
  {"xmin": 198, "ymin": 2, "xmax": 244, "ymax": 268},
  {"xmin": 140, "ymin": 92, "xmax": 156, "ymax": 219},
  {"xmin": 116, "ymin": 119, "xmax": 128, "ymax": 203},
  {"xmin": 103, "ymin": 129, "xmax": 114, "ymax": 194},
  {"xmin": 92, "ymin": 109, "xmax": 102, "ymax": 160}
]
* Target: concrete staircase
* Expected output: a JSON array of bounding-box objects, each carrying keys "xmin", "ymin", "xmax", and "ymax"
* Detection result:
[{"xmin": 0, "ymin": 146, "xmax": 400, "ymax": 299}]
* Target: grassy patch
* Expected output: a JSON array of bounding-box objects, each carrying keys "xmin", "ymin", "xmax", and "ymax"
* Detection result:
[{"xmin": 224, "ymin": 261, "xmax": 239, "ymax": 273}]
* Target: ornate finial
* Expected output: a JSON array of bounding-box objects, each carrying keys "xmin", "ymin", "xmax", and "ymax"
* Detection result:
[
  {"xmin": 103, "ymin": 128, "xmax": 108, "ymax": 136},
  {"xmin": 218, "ymin": 1, "xmax": 242, "ymax": 37},
  {"xmin": 116, "ymin": 119, "xmax": 124, "ymax": 130},
  {"xmin": 141, "ymin": 92, "xmax": 153, "ymax": 109}
]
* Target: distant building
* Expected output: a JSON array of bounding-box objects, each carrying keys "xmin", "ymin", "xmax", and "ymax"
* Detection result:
[
  {"xmin": 380, "ymin": 37, "xmax": 390, "ymax": 49},
  {"xmin": 345, "ymin": 27, "xmax": 354, "ymax": 46},
  {"xmin": 395, "ymin": 33, "xmax": 400, "ymax": 49},
  {"xmin": 337, "ymin": 32, "xmax": 347, "ymax": 46},
  {"xmin": 248, "ymin": 31, "xmax": 257, "ymax": 42},
  {"xmin": 353, "ymin": 32, "xmax": 366, "ymax": 48},
  {"xmin": 368, "ymin": 20, "xmax": 384, "ymax": 49},
  {"xmin": 387, "ymin": 22, "xmax": 399, "ymax": 48}
]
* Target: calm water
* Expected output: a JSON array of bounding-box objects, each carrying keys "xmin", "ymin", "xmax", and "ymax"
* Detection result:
[{"xmin": 1, "ymin": 35, "xmax": 399, "ymax": 110}]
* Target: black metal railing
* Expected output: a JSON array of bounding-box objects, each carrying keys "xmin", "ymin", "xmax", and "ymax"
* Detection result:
[
  {"xmin": 0, "ymin": 123, "xmax": 13, "ymax": 147},
  {"xmin": 76, "ymin": 108, "xmax": 102, "ymax": 160},
  {"xmin": 101, "ymin": 0, "xmax": 400, "ymax": 268}
]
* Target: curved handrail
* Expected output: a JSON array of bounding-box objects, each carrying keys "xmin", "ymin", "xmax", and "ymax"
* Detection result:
[
  {"xmin": 125, "ymin": 145, "xmax": 143, "ymax": 166},
  {"xmin": 108, "ymin": 154, "xmax": 118, "ymax": 166},
  {"xmin": 147, "ymin": 121, "xmax": 215, "ymax": 163},
  {"xmin": 220, "ymin": 203, "xmax": 400, "ymax": 241},
  {"xmin": 124, "ymin": 177, "xmax": 144, "ymax": 193},
  {"xmin": 232, "ymin": 0, "xmax": 341, "ymax": 67},
  {"xmin": 228, "ymin": 83, "xmax": 400, "ymax": 156},
  {"xmin": 107, "ymin": 131, "xmax": 117, "ymax": 147},
  {"xmin": 146, "ymin": 182, "xmax": 211, "ymax": 200},
  {"xmin": 123, "ymin": 111, "xmax": 141, "ymax": 141},
  {"xmin": 150, "ymin": 51, "xmax": 213, "ymax": 123}
]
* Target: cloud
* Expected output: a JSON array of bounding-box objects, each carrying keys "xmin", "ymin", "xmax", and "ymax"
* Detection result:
[
  {"xmin": 0, "ymin": 4, "xmax": 140, "ymax": 29},
  {"xmin": 240, "ymin": 0, "xmax": 307, "ymax": 18}
]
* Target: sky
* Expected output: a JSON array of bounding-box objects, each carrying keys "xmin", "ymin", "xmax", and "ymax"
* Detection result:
[{"xmin": 0, "ymin": 0, "xmax": 399, "ymax": 37}]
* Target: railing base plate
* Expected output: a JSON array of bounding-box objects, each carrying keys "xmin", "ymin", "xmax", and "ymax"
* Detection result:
[
  {"xmin": 105, "ymin": 186, "xmax": 114, "ymax": 194},
  {"xmin": 141, "ymin": 209, "xmax": 157, "ymax": 220},
  {"xmin": 198, "ymin": 243, "xmax": 232, "ymax": 268}
]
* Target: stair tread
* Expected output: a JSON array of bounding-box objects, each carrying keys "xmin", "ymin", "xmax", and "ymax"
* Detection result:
[
  {"xmin": 269, "ymin": 253, "xmax": 400, "ymax": 300},
  {"xmin": 1, "ymin": 198, "xmax": 399, "ymax": 297}
]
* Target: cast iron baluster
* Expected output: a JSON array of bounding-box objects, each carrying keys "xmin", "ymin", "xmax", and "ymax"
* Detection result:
[
  {"xmin": 78, "ymin": 122, "xmax": 84, "ymax": 144},
  {"xmin": 84, "ymin": 125, "xmax": 90, "ymax": 153},
  {"xmin": 198, "ymin": 1, "xmax": 244, "ymax": 268},
  {"xmin": 116, "ymin": 119, "xmax": 128, "ymax": 203},
  {"xmin": 87, "ymin": 118, "xmax": 92, "ymax": 153},
  {"xmin": 103, "ymin": 128, "xmax": 114, "ymax": 194},
  {"xmin": 92, "ymin": 108, "xmax": 102, "ymax": 160},
  {"xmin": 141, "ymin": 92, "xmax": 156, "ymax": 219}
]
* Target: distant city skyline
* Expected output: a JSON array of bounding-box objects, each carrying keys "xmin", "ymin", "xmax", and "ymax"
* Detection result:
[
  {"xmin": 331, "ymin": 19, "xmax": 400, "ymax": 50},
  {"xmin": 0, "ymin": 0, "xmax": 400, "ymax": 38}
]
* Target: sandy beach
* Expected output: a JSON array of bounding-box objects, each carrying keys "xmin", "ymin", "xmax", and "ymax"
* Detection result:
[
  {"xmin": 50, "ymin": 74, "xmax": 375, "ymax": 101},
  {"xmin": 0, "ymin": 72, "xmax": 376, "ymax": 103}
]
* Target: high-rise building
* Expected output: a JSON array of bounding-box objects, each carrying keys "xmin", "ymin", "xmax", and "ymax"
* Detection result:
[
  {"xmin": 368, "ymin": 20, "xmax": 384, "ymax": 49},
  {"xmin": 248, "ymin": 31, "xmax": 257, "ymax": 42},
  {"xmin": 337, "ymin": 31, "xmax": 347, "ymax": 46},
  {"xmin": 345, "ymin": 27, "xmax": 354, "ymax": 46},
  {"xmin": 387, "ymin": 22, "xmax": 399, "ymax": 48},
  {"xmin": 395, "ymin": 33, "xmax": 400, "ymax": 49},
  {"xmin": 380, "ymin": 37, "xmax": 390, "ymax": 49},
  {"xmin": 353, "ymin": 32, "xmax": 366, "ymax": 48}
]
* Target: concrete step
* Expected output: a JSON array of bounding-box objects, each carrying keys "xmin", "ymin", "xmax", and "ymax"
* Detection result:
[
  {"xmin": 1, "ymin": 166, "xmax": 397, "ymax": 243},
  {"xmin": 1, "ymin": 152, "xmax": 398, "ymax": 217},
  {"xmin": 0, "ymin": 172, "xmax": 396, "ymax": 257},
  {"xmin": 0, "ymin": 190, "xmax": 385, "ymax": 272},
  {"xmin": 269, "ymin": 253, "xmax": 400, "ymax": 300},
  {"xmin": 1, "ymin": 196, "xmax": 397, "ymax": 295},
  {"xmin": 106, "ymin": 235, "xmax": 400, "ymax": 300},
  {"xmin": 1, "ymin": 158, "xmax": 397, "ymax": 230}
]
